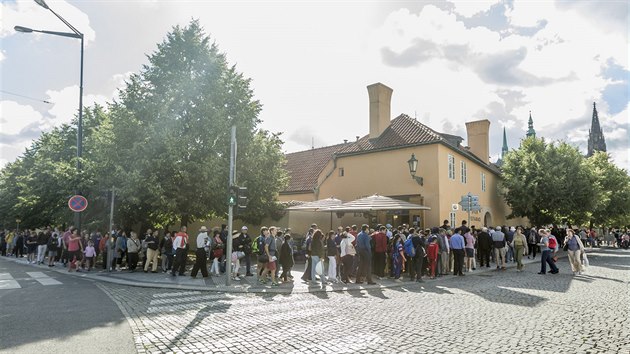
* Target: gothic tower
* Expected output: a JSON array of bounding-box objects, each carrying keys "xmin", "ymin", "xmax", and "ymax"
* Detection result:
[
  {"xmin": 501, "ymin": 126, "xmax": 508, "ymax": 159},
  {"xmin": 526, "ymin": 111, "xmax": 536, "ymax": 138},
  {"xmin": 587, "ymin": 102, "xmax": 606, "ymax": 157}
]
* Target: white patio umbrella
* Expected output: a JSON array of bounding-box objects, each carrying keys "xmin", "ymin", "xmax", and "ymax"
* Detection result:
[
  {"xmin": 321, "ymin": 194, "xmax": 430, "ymax": 212},
  {"xmin": 286, "ymin": 197, "xmax": 343, "ymax": 211},
  {"xmin": 286, "ymin": 197, "xmax": 343, "ymax": 230}
]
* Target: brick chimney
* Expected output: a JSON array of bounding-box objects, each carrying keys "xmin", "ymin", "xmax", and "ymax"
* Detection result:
[
  {"xmin": 465, "ymin": 119, "xmax": 491, "ymax": 164},
  {"xmin": 367, "ymin": 83, "xmax": 393, "ymax": 139}
]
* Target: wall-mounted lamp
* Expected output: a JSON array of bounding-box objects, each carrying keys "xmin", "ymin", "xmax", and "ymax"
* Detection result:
[{"xmin": 407, "ymin": 153, "xmax": 424, "ymax": 186}]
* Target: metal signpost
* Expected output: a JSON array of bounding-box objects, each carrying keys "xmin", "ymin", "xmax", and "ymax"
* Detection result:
[
  {"xmin": 109, "ymin": 187, "xmax": 115, "ymax": 234},
  {"xmin": 459, "ymin": 193, "xmax": 480, "ymax": 227},
  {"xmin": 226, "ymin": 126, "xmax": 236, "ymax": 286}
]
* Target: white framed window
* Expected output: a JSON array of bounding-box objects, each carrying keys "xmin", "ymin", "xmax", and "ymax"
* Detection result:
[
  {"xmin": 448, "ymin": 154, "xmax": 455, "ymax": 180},
  {"xmin": 460, "ymin": 161, "xmax": 467, "ymax": 184},
  {"xmin": 481, "ymin": 172, "xmax": 486, "ymax": 192},
  {"xmin": 449, "ymin": 212, "xmax": 456, "ymax": 228}
]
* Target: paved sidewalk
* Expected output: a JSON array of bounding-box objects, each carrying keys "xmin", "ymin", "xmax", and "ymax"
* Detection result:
[{"xmin": 0, "ymin": 250, "xmax": 578, "ymax": 294}]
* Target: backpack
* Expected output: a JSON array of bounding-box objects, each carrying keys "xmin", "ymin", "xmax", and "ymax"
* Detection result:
[
  {"xmin": 252, "ymin": 236, "xmax": 265, "ymax": 255},
  {"xmin": 548, "ymin": 237, "xmax": 557, "ymax": 250},
  {"xmin": 404, "ymin": 237, "xmax": 416, "ymax": 257}
]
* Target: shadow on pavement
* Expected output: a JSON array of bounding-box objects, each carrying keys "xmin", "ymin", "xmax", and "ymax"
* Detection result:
[{"xmin": 0, "ymin": 258, "xmax": 133, "ymax": 352}]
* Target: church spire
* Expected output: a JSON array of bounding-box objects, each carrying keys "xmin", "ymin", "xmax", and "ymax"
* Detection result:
[
  {"xmin": 501, "ymin": 126, "xmax": 508, "ymax": 158},
  {"xmin": 526, "ymin": 111, "xmax": 536, "ymax": 138},
  {"xmin": 587, "ymin": 102, "xmax": 606, "ymax": 157}
]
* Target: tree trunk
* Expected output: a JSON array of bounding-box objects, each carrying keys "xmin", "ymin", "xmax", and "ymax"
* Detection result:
[{"xmin": 180, "ymin": 214, "xmax": 189, "ymax": 228}]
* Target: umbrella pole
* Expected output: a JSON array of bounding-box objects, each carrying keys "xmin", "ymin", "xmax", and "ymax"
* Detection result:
[{"xmin": 330, "ymin": 211, "xmax": 333, "ymax": 231}]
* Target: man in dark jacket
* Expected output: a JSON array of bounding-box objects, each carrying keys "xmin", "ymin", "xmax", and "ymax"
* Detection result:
[
  {"xmin": 477, "ymin": 227, "xmax": 493, "ymax": 268},
  {"xmin": 235, "ymin": 226, "xmax": 253, "ymax": 276}
]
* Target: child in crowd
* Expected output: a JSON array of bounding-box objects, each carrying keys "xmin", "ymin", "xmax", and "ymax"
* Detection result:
[
  {"xmin": 84, "ymin": 241, "xmax": 96, "ymax": 271},
  {"xmin": 427, "ymin": 237, "xmax": 439, "ymax": 279}
]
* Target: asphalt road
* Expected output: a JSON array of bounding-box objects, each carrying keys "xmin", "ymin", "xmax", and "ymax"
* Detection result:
[{"xmin": 0, "ymin": 257, "xmax": 135, "ymax": 354}]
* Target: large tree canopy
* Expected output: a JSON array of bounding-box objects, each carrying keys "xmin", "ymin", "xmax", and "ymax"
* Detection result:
[
  {"xmin": 586, "ymin": 151, "xmax": 630, "ymax": 227},
  {"xmin": 500, "ymin": 137, "xmax": 630, "ymax": 227},
  {"xmin": 93, "ymin": 20, "xmax": 287, "ymax": 227},
  {"xmin": 499, "ymin": 137, "xmax": 597, "ymax": 226},
  {"xmin": 1, "ymin": 20, "xmax": 287, "ymax": 230}
]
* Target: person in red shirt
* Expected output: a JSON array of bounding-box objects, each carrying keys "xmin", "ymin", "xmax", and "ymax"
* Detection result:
[
  {"xmin": 372, "ymin": 226, "xmax": 388, "ymax": 278},
  {"xmin": 427, "ymin": 237, "xmax": 439, "ymax": 279}
]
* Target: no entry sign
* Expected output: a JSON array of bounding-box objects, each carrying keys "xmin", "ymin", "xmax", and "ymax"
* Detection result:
[{"xmin": 68, "ymin": 195, "xmax": 88, "ymax": 212}]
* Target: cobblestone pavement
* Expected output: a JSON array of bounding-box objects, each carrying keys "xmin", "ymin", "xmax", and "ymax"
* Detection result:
[{"xmin": 99, "ymin": 248, "xmax": 630, "ymax": 354}]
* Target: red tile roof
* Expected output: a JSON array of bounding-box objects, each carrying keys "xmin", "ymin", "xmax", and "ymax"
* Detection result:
[
  {"xmin": 282, "ymin": 115, "xmax": 500, "ymax": 194},
  {"xmin": 335, "ymin": 114, "xmax": 445, "ymax": 154},
  {"xmin": 283, "ymin": 143, "xmax": 346, "ymax": 194}
]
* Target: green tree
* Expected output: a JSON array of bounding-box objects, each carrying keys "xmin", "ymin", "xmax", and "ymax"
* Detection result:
[
  {"xmin": 92, "ymin": 20, "xmax": 286, "ymax": 227},
  {"xmin": 0, "ymin": 105, "xmax": 109, "ymax": 229},
  {"xmin": 586, "ymin": 151, "xmax": 630, "ymax": 227},
  {"xmin": 499, "ymin": 137, "xmax": 596, "ymax": 226}
]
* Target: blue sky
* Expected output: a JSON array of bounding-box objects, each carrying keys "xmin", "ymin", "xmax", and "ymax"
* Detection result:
[{"xmin": 1, "ymin": 0, "xmax": 629, "ymax": 170}]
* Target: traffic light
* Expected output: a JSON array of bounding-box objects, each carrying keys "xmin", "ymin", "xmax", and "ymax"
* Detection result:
[
  {"xmin": 229, "ymin": 185, "xmax": 248, "ymax": 214},
  {"xmin": 236, "ymin": 187, "xmax": 248, "ymax": 214}
]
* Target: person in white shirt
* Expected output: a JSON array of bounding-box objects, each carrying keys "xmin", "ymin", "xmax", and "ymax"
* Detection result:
[
  {"xmin": 339, "ymin": 232, "xmax": 356, "ymax": 283},
  {"xmin": 191, "ymin": 226, "xmax": 210, "ymax": 278},
  {"xmin": 171, "ymin": 226, "xmax": 189, "ymax": 276}
]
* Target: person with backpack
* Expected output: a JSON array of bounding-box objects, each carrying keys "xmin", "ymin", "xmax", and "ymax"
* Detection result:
[
  {"xmin": 537, "ymin": 229, "xmax": 559, "ymax": 275},
  {"xmin": 409, "ymin": 228, "xmax": 426, "ymax": 282},
  {"xmin": 404, "ymin": 229, "xmax": 417, "ymax": 279},
  {"xmin": 253, "ymin": 227, "xmax": 268, "ymax": 283},
  {"xmin": 392, "ymin": 234, "xmax": 406, "ymax": 281}
]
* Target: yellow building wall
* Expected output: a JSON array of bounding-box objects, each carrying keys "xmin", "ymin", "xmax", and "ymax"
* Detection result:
[{"xmin": 311, "ymin": 143, "xmax": 519, "ymax": 229}]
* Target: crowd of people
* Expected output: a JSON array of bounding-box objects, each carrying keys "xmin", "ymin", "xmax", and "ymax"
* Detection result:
[{"xmin": 0, "ymin": 222, "xmax": 628, "ymax": 284}]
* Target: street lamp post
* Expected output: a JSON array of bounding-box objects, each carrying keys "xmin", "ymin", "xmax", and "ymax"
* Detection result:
[
  {"xmin": 407, "ymin": 153, "xmax": 424, "ymax": 186},
  {"xmin": 15, "ymin": 0, "xmax": 85, "ymax": 231}
]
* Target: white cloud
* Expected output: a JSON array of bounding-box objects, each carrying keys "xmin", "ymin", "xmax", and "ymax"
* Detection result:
[
  {"xmin": 0, "ymin": 101, "xmax": 44, "ymax": 135},
  {"xmin": 448, "ymin": 0, "xmax": 501, "ymax": 17},
  {"xmin": 0, "ymin": 49, "xmax": 5, "ymax": 62},
  {"xmin": 45, "ymin": 85, "xmax": 108, "ymax": 127},
  {"xmin": 0, "ymin": 0, "xmax": 96, "ymax": 44},
  {"xmin": 0, "ymin": 101, "xmax": 45, "ymax": 164}
]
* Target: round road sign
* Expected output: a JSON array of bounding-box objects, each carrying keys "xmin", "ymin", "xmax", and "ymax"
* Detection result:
[{"xmin": 68, "ymin": 195, "xmax": 88, "ymax": 212}]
